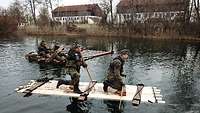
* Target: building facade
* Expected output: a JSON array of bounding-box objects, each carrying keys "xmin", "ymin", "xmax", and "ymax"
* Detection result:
[
  {"xmin": 52, "ymin": 4, "xmax": 103, "ymax": 24},
  {"xmin": 116, "ymin": 0, "xmax": 187, "ymax": 24}
]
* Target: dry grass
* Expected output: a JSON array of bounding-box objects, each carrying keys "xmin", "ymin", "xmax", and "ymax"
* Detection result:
[{"xmin": 19, "ymin": 24, "xmax": 200, "ymax": 42}]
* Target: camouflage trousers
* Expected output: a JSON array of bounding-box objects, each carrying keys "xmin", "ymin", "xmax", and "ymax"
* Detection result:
[
  {"xmin": 104, "ymin": 78, "xmax": 124, "ymax": 91},
  {"xmin": 65, "ymin": 67, "xmax": 80, "ymax": 86}
]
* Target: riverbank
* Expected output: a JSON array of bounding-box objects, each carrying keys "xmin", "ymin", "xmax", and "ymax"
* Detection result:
[{"xmin": 18, "ymin": 24, "xmax": 200, "ymax": 42}]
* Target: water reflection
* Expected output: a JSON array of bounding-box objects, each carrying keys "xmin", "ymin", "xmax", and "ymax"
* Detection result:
[
  {"xmin": 168, "ymin": 45, "xmax": 200, "ymax": 112},
  {"xmin": 103, "ymin": 100, "xmax": 125, "ymax": 113},
  {"xmin": 0, "ymin": 36, "xmax": 200, "ymax": 113},
  {"xmin": 66, "ymin": 98, "xmax": 91, "ymax": 113},
  {"xmin": 38, "ymin": 64, "xmax": 65, "ymax": 78}
]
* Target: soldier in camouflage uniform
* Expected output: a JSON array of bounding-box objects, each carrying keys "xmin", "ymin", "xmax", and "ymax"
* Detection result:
[
  {"xmin": 103, "ymin": 49, "xmax": 129, "ymax": 95},
  {"xmin": 38, "ymin": 40, "xmax": 51, "ymax": 58},
  {"xmin": 56, "ymin": 43, "xmax": 87, "ymax": 94}
]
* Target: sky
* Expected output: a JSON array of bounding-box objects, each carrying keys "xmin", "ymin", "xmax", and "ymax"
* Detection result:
[
  {"xmin": 0, "ymin": 0, "xmax": 119, "ymax": 9},
  {"xmin": 0, "ymin": 0, "xmax": 12, "ymax": 8}
]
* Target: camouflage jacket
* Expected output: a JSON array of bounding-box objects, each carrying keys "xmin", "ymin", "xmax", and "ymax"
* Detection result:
[
  {"xmin": 66, "ymin": 49, "xmax": 86, "ymax": 70},
  {"xmin": 107, "ymin": 56, "xmax": 125, "ymax": 80}
]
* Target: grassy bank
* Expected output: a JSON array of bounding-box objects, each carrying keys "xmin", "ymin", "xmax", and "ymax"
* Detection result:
[
  {"xmin": 19, "ymin": 25, "xmax": 86, "ymax": 37},
  {"xmin": 20, "ymin": 24, "xmax": 200, "ymax": 42},
  {"xmin": 77, "ymin": 24, "xmax": 200, "ymax": 42}
]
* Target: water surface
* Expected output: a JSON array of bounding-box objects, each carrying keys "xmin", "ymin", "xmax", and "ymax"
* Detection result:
[{"xmin": 0, "ymin": 36, "xmax": 200, "ymax": 113}]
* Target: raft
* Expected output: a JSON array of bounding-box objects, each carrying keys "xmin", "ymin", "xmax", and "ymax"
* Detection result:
[
  {"xmin": 25, "ymin": 52, "xmax": 66, "ymax": 66},
  {"xmin": 15, "ymin": 80, "xmax": 165, "ymax": 105},
  {"xmin": 25, "ymin": 51, "xmax": 113, "ymax": 66}
]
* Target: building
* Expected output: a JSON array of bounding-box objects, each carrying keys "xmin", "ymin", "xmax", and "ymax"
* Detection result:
[
  {"xmin": 116, "ymin": 0, "xmax": 187, "ymax": 23},
  {"xmin": 52, "ymin": 4, "xmax": 103, "ymax": 24}
]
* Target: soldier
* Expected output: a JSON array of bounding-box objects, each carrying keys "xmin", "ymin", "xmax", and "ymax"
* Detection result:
[
  {"xmin": 56, "ymin": 43, "xmax": 87, "ymax": 94},
  {"xmin": 52, "ymin": 43, "xmax": 68, "ymax": 63},
  {"xmin": 37, "ymin": 40, "xmax": 51, "ymax": 58},
  {"xmin": 103, "ymin": 49, "xmax": 129, "ymax": 96}
]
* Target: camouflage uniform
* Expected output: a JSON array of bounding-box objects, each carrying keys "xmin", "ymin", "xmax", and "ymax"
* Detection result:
[
  {"xmin": 104, "ymin": 56, "xmax": 125, "ymax": 91},
  {"xmin": 52, "ymin": 45, "xmax": 67, "ymax": 63},
  {"xmin": 37, "ymin": 41, "xmax": 50, "ymax": 57},
  {"xmin": 57, "ymin": 47, "xmax": 87, "ymax": 93},
  {"xmin": 65, "ymin": 49, "xmax": 84, "ymax": 86}
]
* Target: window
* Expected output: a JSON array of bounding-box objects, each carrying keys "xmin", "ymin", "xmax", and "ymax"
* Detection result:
[
  {"xmin": 123, "ymin": 14, "xmax": 126, "ymax": 19},
  {"xmin": 155, "ymin": 13, "xmax": 157, "ymax": 18},
  {"xmin": 138, "ymin": 14, "xmax": 141, "ymax": 18},
  {"xmin": 159, "ymin": 13, "xmax": 162, "ymax": 18},
  {"xmin": 166, "ymin": 12, "xmax": 170, "ymax": 17},
  {"xmin": 171, "ymin": 13, "xmax": 174, "ymax": 17},
  {"xmin": 135, "ymin": 14, "xmax": 138, "ymax": 18}
]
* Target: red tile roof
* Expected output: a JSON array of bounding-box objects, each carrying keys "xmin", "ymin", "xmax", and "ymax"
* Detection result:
[
  {"xmin": 118, "ymin": 0, "xmax": 185, "ymax": 6},
  {"xmin": 52, "ymin": 4, "xmax": 103, "ymax": 17},
  {"xmin": 117, "ymin": 0, "xmax": 186, "ymax": 13}
]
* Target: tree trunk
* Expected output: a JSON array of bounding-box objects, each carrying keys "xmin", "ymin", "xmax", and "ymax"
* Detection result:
[
  {"xmin": 110, "ymin": 0, "xmax": 113, "ymax": 24},
  {"xmin": 183, "ymin": 0, "xmax": 191, "ymax": 24},
  {"xmin": 194, "ymin": 0, "xmax": 200, "ymax": 36},
  {"xmin": 29, "ymin": 0, "xmax": 37, "ymax": 25},
  {"xmin": 131, "ymin": 0, "xmax": 134, "ymax": 25},
  {"xmin": 49, "ymin": 0, "xmax": 53, "ymax": 13},
  {"xmin": 194, "ymin": 0, "xmax": 200, "ymax": 23}
]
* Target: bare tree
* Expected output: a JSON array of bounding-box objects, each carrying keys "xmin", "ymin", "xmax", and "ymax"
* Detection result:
[
  {"xmin": 193, "ymin": 0, "xmax": 200, "ymax": 23},
  {"xmin": 29, "ymin": 0, "xmax": 37, "ymax": 25},
  {"xmin": 8, "ymin": 0, "xmax": 25, "ymax": 25},
  {"xmin": 0, "ymin": 7, "xmax": 7, "ymax": 15},
  {"xmin": 24, "ymin": 0, "xmax": 43, "ymax": 25},
  {"xmin": 99, "ymin": 0, "xmax": 111, "ymax": 24},
  {"xmin": 184, "ymin": 0, "xmax": 192, "ymax": 24},
  {"xmin": 38, "ymin": 7, "xmax": 50, "ymax": 27},
  {"xmin": 44, "ymin": 0, "xmax": 55, "ymax": 16},
  {"xmin": 91, "ymin": 0, "xmax": 113, "ymax": 24},
  {"xmin": 110, "ymin": 0, "xmax": 113, "ymax": 24},
  {"xmin": 0, "ymin": 8, "xmax": 18, "ymax": 35}
]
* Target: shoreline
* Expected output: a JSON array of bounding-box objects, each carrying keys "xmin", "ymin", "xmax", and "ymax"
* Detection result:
[
  {"xmin": 24, "ymin": 31, "xmax": 200, "ymax": 42},
  {"xmin": 17, "ymin": 25, "xmax": 200, "ymax": 42}
]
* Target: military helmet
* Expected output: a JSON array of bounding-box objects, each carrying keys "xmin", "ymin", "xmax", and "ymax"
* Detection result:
[
  {"xmin": 119, "ymin": 49, "xmax": 129, "ymax": 55},
  {"xmin": 40, "ymin": 40, "xmax": 46, "ymax": 46},
  {"xmin": 72, "ymin": 42, "xmax": 81, "ymax": 49}
]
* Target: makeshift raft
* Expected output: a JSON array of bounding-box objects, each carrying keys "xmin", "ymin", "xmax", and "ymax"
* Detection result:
[
  {"xmin": 15, "ymin": 80, "xmax": 165, "ymax": 105},
  {"xmin": 25, "ymin": 52, "xmax": 66, "ymax": 66},
  {"xmin": 25, "ymin": 51, "xmax": 113, "ymax": 66}
]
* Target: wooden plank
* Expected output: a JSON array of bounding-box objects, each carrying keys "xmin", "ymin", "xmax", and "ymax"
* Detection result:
[
  {"xmin": 22, "ymin": 77, "xmax": 53, "ymax": 97},
  {"xmin": 23, "ymin": 82, "xmax": 46, "ymax": 97},
  {"xmin": 16, "ymin": 80, "xmax": 165, "ymax": 104}
]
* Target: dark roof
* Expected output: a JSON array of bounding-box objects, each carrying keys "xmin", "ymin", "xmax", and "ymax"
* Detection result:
[
  {"xmin": 53, "ymin": 4, "xmax": 96, "ymax": 12},
  {"xmin": 117, "ymin": 0, "xmax": 186, "ymax": 13},
  {"xmin": 117, "ymin": 0, "xmax": 185, "ymax": 6},
  {"xmin": 52, "ymin": 4, "xmax": 103, "ymax": 16}
]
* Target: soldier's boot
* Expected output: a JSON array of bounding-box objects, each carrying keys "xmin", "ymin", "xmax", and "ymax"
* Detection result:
[
  {"xmin": 73, "ymin": 83, "xmax": 82, "ymax": 94},
  {"xmin": 56, "ymin": 80, "xmax": 70, "ymax": 88},
  {"xmin": 103, "ymin": 81, "xmax": 109, "ymax": 92}
]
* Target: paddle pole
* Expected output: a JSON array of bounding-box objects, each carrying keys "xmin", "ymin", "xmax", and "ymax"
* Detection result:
[
  {"xmin": 119, "ymin": 77, "xmax": 126, "ymax": 110},
  {"xmin": 84, "ymin": 51, "xmax": 114, "ymax": 61},
  {"xmin": 85, "ymin": 67, "xmax": 93, "ymax": 82}
]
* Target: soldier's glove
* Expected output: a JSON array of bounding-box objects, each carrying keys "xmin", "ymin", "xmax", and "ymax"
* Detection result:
[
  {"xmin": 82, "ymin": 63, "xmax": 88, "ymax": 68},
  {"xmin": 121, "ymin": 74, "xmax": 126, "ymax": 78}
]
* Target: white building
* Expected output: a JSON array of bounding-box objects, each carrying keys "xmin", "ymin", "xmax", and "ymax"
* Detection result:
[
  {"xmin": 116, "ymin": 0, "xmax": 187, "ymax": 24},
  {"xmin": 52, "ymin": 4, "xmax": 103, "ymax": 24}
]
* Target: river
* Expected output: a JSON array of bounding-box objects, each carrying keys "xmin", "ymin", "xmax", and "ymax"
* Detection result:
[{"xmin": 0, "ymin": 36, "xmax": 200, "ymax": 113}]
